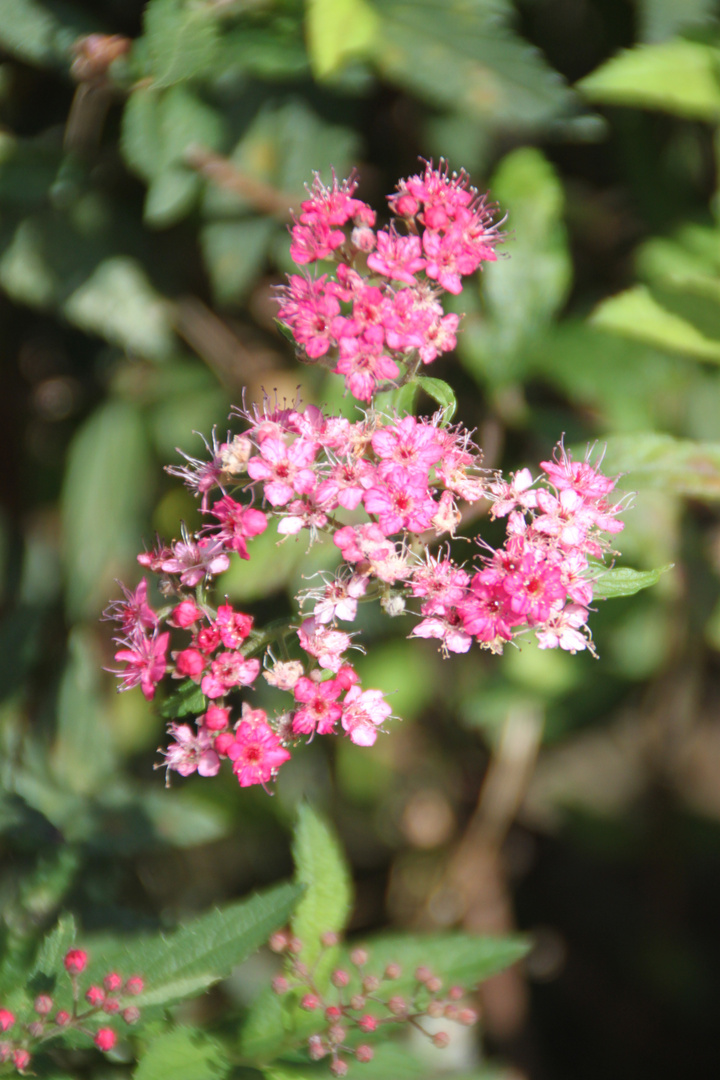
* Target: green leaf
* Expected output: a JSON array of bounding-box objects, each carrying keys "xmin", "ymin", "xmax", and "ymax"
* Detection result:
[
  {"xmin": 591, "ymin": 563, "xmax": 673, "ymax": 600},
  {"xmin": 371, "ymin": 0, "xmax": 575, "ymax": 130},
  {"xmin": 577, "ymin": 40, "xmax": 720, "ymax": 121},
  {"xmin": 415, "ymin": 376, "xmax": 457, "ymax": 421},
  {"xmin": 121, "ymin": 87, "xmax": 163, "ymax": 181},
  {"xmin": 0, "ymin": 0, "xmax": 92, "ymax": 69},
  {"xmin": 637, "ymin": 0, "xmax": 717, "ymax": 43},
  {"xmin": 239, "ymin": 984, "xmax": 289, "ymax": 1061},
  {"xmin": 140, "ymin": 790, "xmax": 231, "ymax": 848},
  {"xmin": 306, "ymin": 0, "xmax": 380, "ymax": 79},
  {"xmin": 601, "ymin": 432, "xmax": 720, "ymax": 500},
  {"xmin": 461, "ymin": 147, "xmax": 571, "ymax": 382},
  {"xmin": 591, "ymin": 284, "xmax": 720, "ymax": 364},
  {"xmin": 61, "ymin": 400, "xmax": 152, "ymax": 618},
  {"xmin": 374, "ymin": 381, "xmax": 420, "ymax": 417},
  {"xmin": 63, "ymin": 256, "xmax": 175, "ymax": 360},
  {"xmin": 143, "ymin": 0, "xmax": 221, "ymax": 88},
  {"xmin": 201, "ymin": 218, "xmax": 274, "ymax": 305},
  {"xmin": 134, "ymin": 1028, "xmax": 229, "ymax": 1080},
  {"xmin": 88, "ymin": 882, "xmax": 302, "ymax": 1009},
  {"xmin": 291, "ymin": 805, "xmax": 352, "ymax": 977},
  {"xmin": 52, "ymin": 628, "xmax": 116, "ymax": 795},
  {"xmin": 160, "ymin": 679, "xmax": 207, "ymax": 719},
  {"xmin": 30, "ymin": 913, "xmax": 76, "ymax": 983}
]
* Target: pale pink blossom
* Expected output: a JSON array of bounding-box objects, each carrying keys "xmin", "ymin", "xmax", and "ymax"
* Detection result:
[
  {"xmin": 340, "ymin": 686, "xmax": 392, "ymax": 746},
  {"xmin": 162, "ymin": 723, "xmax": 220, "ymax": 779},
  {"xmin": 201, "ymin": 652, "xmax": 261, "ymax": 698},
  {"xmin": 247, "ymin": 437, "xmax": 318, "ymax": 507},
  {"xmin": 112, "ymin": 631, "xmax": 170, "ymax": 700}
]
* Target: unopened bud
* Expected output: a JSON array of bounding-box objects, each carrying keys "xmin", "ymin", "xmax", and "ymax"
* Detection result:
[
  {"xmin": 325, "ymin": 1005, "xmax": 342, "ymax": 1022},
  {"xmin": 321, "ymin": 932, "xmax": 339, "ymax": 948},
  {"xmin": 269, "ymin": 931, "xmax": 289, "ymax": 953},
  {"xmin": 350, "ymin": 994, "xmax": 366, "ymax": 1010},
  {"xmin": 34, "ymin": 995, "xmax": 52, "ymax": 1016},
  {"xmin": 328, "ymin": 1024, "xmax": 346, "ymax": 1043},
  {"xmin": 331, "ymin": 969, "xmax": 350, "ymax": 988},
  {"xmin": 27, "ymin": 1021, "xmax": 44, "ymax": 1038},
  {"xmin": 288, "ymin": 936, "xmax": 304, "ymax": 954},
  {"xmin": 271, "ymin": 976, "xmax": 290, "ymax": 995},
  {"xmin": 64, "ymin": 949, "xmax": 88, "ymax": 974},
  {"xmin": 381, "ymin": 592, "xmax": 406, "ymax": 617},
  {"xmin": 301, "ymin": 994, "xmax": 321, "ymax": 1011},
  {"xmin": 103, "ymin": 998, "xmax": 120, "ymax": 1014},
  {"xmin": 388, "ymin": 995, "xmax": 406, "ymax": 1016},
  {"xmin": 0, "ymin": 1011, "xmax": 14, "ymax": 1032},
  {"xmin": 351, "ymin": 226, "xmax": 376, "ymax": 253},
  {"xmin": 427, "ymin": 1000, "xmax": 444, "ymax": 1018},
  {"xmin": 85, "ymin": 986, "xmax": 105, "ymax": 1007},
  {"xmin": 458, "ymin": 1008, "xmax": 479, "ymax": 1026},
  {"xmin": 55, "ymin": 1011, "xmax": 71, "ymax": 1026},
  {"xmin": 350, "ymin": 948, "xmax": 368, "ymax": 967},
  {"xmin": 433, "ymin": 1032, "xmax": 450, "ymax": 1049},
  {"xmin": 444, "ymin": 1004, "xmax": 459, "ymax": 1021},
  {"xmin": 384, "ymin": 963, "xmax": 401, "ymax": 980},
  {"xmin": 329, "ymin": 1057, "xmax": 348, "ymax": 1077},
  {"xmin": 426, "ymin": 976, "xmax": 442, "ymax": 993},
  {"xmin": 124, "ymin": 976, "xmax": 144, "ymax": 996},
  {"xmin": 448, "ymin": 985, "xmax": 464, "ymax": 1001},
  {"xmin": 362, "ymin": 975, "xmax": 380, "ymax": 993},
  {"xmin": 358, "ymin": 1013, "xmax": 377, "ymax": 1032},
  {"xmin": 122, "ymin": 1007, "xmax": 140, "ymax": 1025},
  {"xmin": 415, "ymin": 966, "xmax": 432, "ymax": 983},
  {"xmin": 308, "ymin": 1035, "xmax": 326, "ymax": 1061},
  {"xmin": 94, "ymin": 1027, "xmax": 117, "ymax": 1052},
  {"xmin": 356, "ymin": 1044, "xmax": 374, "ymax": 1063},
  {"xmin": 12, "ymin": 1048, "xmax": 31, "ymax": 1072}
]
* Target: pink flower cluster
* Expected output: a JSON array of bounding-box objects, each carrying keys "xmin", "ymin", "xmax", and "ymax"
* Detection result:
[
  {"xmin": 269, "ymin": 929, "xmax": 478, "ymax": 1076},
  {"xmin": 105, "ymin": 164, "xmax": 627, "ymax": 795},
  {"xmin": 278, "ymin": 163, "xmax": 502, "ymax": 401},
  {"xmin": 0, "ymin": 949, "xmax": 143, "ymax": 1072}
]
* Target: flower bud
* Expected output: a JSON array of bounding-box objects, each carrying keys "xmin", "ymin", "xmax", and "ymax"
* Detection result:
[
  {"xmin": 448, "ymin": 985, "xmax": 463, "ymax": 1001},
  {"xmin": 388, "ymin": 996, "xmax": 406, "ymax": 1016},
  {"xmin": 325, "ymin": 1005, "xmax": 342, "ymax": 1022},
  {"xmin": 427, "ymin": 1000, "xmax": 444, "ymax": 1018},
  {"xmin": 55, "ymin": 1010, "xmax": 71, "ymax": 1026},
  {"xmin": 124, "ymin": 976, "xmax": 144, "ymax": 996},
  {"xmin": 288, "ymin": 936, "xmax": 303, "ymax": 954},
  {"xmin": 0, "ymin": 1010, "xmax": 14, "ymax": 1031},
  {"xmin": 331, "ymin": 969, "xmax": 350, "ymax": 988},
  {"xmin": 122, "ymin": 1007, "xmax": 141, "ymax": 1025},
  {"xmin": 64, "ymin": 948, "xmax": 88, "ymax": 974},
  {"xmin": 174, "ymin": 648, "xmax": 205, "ymax": 677},
  {"xmin": 415, "ymin": 966, "xmax": 432, "ymax": 983},
  {"xmin": 362, "ymin": 975, "xmax": 380, "ymax": 993},
  {"xmin": 384, "ymin": 963, "xmax": 401, "ymax": 980},
  {"xmin": 458, "ymin": 1008, "xmax": 479, "ymax": 1026},
  {"xmin": 444, "ymin": 1004, "xmax": 459, "ymax": 1021},
  {"xmin": 12, "ymin": 1048, "xmax": 30, "ymax": 1072},
  {"xmin": 214, "ymin": 732, "xmax": 235, "ymax": 756},
  {"xmin": 432, "ymin": 1032, "xmax": 450, "ymax": 1049},
  {"xmin": 204, "ymin": 705, "xmax": 230, "ymax": 731},
  {"xmin": 170, "ymin": 600, "xmax": 202, "ymax": 628},
  {"xmin": 34, "ymin": 995, "xmax": 52, "ymax": 1016},
  {"xmin": 350, "ymin": 994, "xmax": 366, "ymax": 1010},
  {"xmin": 301, "ymin": 994, "xmax": 321, "ymax": 1011},
  {"xmin": 271, "ymin": 977, "xmax": 290, "ymax": 995},
  {"xmin": 351, "ymin": 226, "xmax": 376, "ymax": 253},
  {"xmin": 358, "ymin": 1014, "xmax": 377, "ymax": 1032},
  {"xmin": 95, "ymin": 1027, "xmax": 117, "ymax": 1051},
  {"xmin": 308, "ymin": 1035, "xmax": 326, "ymax": 1060},
  {"xmin": 329, "ymin": 1058, "xmax": 348, "ymax": 1077},
  {"xmin": 356, "ymin": 1044, "xmax": 374, "ymax": 1063},
  {"xmin": 269, "ymin": 931, "xmax": 289, "ymax": 953},
  {"xmin": 321, "ymin": 931, "xmax": 339, "ymax": 948},
  {"xmin": 85, "ymin": 986, "xmax": 105, "ymax": 1007},
  {"xmin": 27, "ymin": 1021, "xmax": 44, "ymax": 1037},
  {"xmin": 103, "ymin": 998, "xmax": 120, "ymax": 1014},
  {"xmin": 350, "ymin": 948, "xmax": 368, "ymax": 967},
  {"xmin": 426, "ymin": 976, "xmax": 442, "ymax": 993},
  {"xmin": 328, "ymin": 1024, "xmax": 346, "ymax": 1044}
]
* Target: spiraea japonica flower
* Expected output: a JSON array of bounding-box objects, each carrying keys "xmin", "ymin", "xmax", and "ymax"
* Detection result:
[{"xmin": 105, "ymin": 161, "xmax": 628, "ymax": 796}]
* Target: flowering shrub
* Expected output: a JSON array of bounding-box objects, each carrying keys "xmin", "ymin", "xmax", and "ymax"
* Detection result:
[{"xmin": 106, "ymin": 162, "xmax": 629, "ymax": 793}]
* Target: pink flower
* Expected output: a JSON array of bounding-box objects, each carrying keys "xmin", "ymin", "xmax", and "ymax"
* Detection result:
[
  {"xmin": 165, "ymin": 428, "xmax": 227, "ymax": 509},
  {"xmin": 411, "ymin": 613, "xmax": 472, "ymax": 654},
  {"xmin": 540, "ymin": 444, "xmax": 618, "ymax": 500},
  {"xmin": 162, "ymin": 723, "xmax": 220, "ymax": 778},
  {"xmin": 247, "ymin": 437, "xmax": 318, "ymax": 507},
  {"xmin": 310, "ymin": 575, "xmax": 366, "ymax": 624},
  {"xmin": 410, "ymin": 554, "xmax": 470, "ymax": 616},
  {"xmin": 363, "ymin": 477, "xmax": 436, "ymax": 535},
  {"xmin": 340, "ymin": 686, "xmax": 392, "ymax": 746},
  {"xmin": 201, "ymin": 652, "xmax": 261, "ymax": 698},
  {"xmin": 206, "ymin": 495, "xmax": 267, "ymax": 559},
  {"xmin": 113, "ymin": 631, "xmax": 170, "ymax": 700},
  {"xmin": 490, "ymin": 468, "xmax": 537, "ymax": 518},
  {"xmin": 333, "ymin": 340, "xmax": 399, "ymax": 402},
  {"xmin": 536, "ymin": 604, "xmax": 591, "ymax": 654},
  {"xmin": 297, "ymin": 617, "xmax": 352, "ymax": 671},
  {"xmin": 103, "ymin": 578, "xmax": 158, "ymax": 635},
  {"xmin": 292, "ymin": 676, "xmax": 343, "ymax": 736},
  {"xmin": 227, "ymin": 717, "xmax": 291, "ymax": 787},
  {"xmin": 372, "ymin": 415, "xmax": 443, "ymax": 485},
  {"xmin": 299, "ymin": 171, "xmax": 374, "ymax": 230},
  {"xmin": 169, "ymin": 599, "xmax": 203, "ymax": 628},
  {"xmin": 161, "ymin": 534, "xmax": 230, "ymax": 587},
  {"xmin": 174, "ymin": 647, "xmax": 206, "ymax": 679},
  {"xmin": 214, "ymin": 603, "xmax": 253, "ymax": 649},
  {"xmin": 277, "ymin": 274, "xmax": 341, "ymax": 358},
  {"xmin": 367, "ymin": 227, "xmax": 425, "ymax": 284}
]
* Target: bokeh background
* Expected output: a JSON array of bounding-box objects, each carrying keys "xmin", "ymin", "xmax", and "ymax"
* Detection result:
[{"xmin": 2, "ymin": 1, "xmax": 720, "ymax": 1077}]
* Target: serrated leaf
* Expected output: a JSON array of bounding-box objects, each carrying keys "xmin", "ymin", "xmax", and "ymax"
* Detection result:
[
  {"xmin": 591, "ymin": 284, "xmax": 720, "ymax": 364},
  {"xmin": 291, "ymin": 805, "xmax": 352, "ymax": 977},
  {"xmin": 306, "ymin": 0, "xmax": 380, "ymax": 79},
  {"xmin": 578, "ymin": 39, "xmax": 720, "ymax": 121},
  {"xmin": 591, "ymin": 563, "xmax": 673, "ymax": 599},
  {"xmin": 143, "ymin": 0, "xmax": 221, "ymax": 88},
  {"xmin": 134, "ymin": 1028, "xmax": 229, "ymax": 1080},
  {"xmin": 63, "ymin": 256, "xmax": 175, "ymax": 359},
  {"xmin": 30, "ymin": 914, "xmax": 76, "ymax": 982},
  {"xmin": 371, "ymin": 0, "xmax": 574, "ymax": 130},
  {"xmin": 600, "ymin": 432, "xmax": 720, "ymax": 500},
  {"xmin": 239, "ymin": 984, "xmax": 289, "ymax": 1061},
  {"xmin": 160, "ymin": 679, "xmax": 207, "ymax": 719},
  {"xmin": 86, "ymin": 882, "xmax": 302, "ymax": 1009},
  {"xmin": 415, "ymin": 376, "xmax": 457, "ymax": 421},
  {"xmin": 61, "ymin": 400, "xmax": 152, "ymax": 618}
]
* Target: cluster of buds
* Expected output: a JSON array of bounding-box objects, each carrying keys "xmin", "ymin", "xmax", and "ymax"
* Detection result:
[
  {"xmin": 0, "ymin": 949, "xmax": 144, "ymax": 1072},
  {"xmin": 269, "ymin": 930, "xmax": 479, "ymax": 1076},
  {"xmin": 105, "ymin": 163, "xmax": 627, "ymax": 793}
]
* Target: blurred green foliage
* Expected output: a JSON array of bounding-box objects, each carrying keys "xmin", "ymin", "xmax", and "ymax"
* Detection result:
[{"xmin": 3, "ymin": 0, "xmax": 720, "ymax": 1077}]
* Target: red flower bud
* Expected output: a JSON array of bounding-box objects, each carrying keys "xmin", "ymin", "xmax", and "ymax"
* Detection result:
[
  {"xmin": 64, "ymin": 948, "xmax": 88, "ymax": 974},
  {"xmin": 95, "ymin": 1027, "xmax": 117, "ymax": 1051}
]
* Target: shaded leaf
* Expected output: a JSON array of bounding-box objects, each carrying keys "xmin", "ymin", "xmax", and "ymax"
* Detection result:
[
  {"xmin": 578, "ymin": 39, "xmax": 720, "ymax": 120},
  {"xmin": 601, "ymin": 432, "xmax": 720, "ymax": 500},
  {"xmin": 201, "ymin": 218, "xmax": 274, "ymax": 304},
  {"xmin": 591, "ymin": 563, "xmax": 673, "ymax": 600},
  {"xmin": 143, "ymin": 0, "xmax": 221, "ymax": 88},
  {"xmin": 591, "ymin": 284, "xmax": 720, "ymax": 364},
  {"xmin": 415, "ymin": 376, "xmax": 457, "ymax": 421},
  {"xmin": 0, "ymin": 0, "xmax": 92, "ymax": 69},
  {"xmin": 52, "ymin": 628, "xmax": 116, "ymax": 795},
  {"xmin": 637, "ymin": 0, "xmax": 717, "ymax": 43},
  {"xmin": 160, "ymin": 679, "xmax": 206, "ymax": 719}
]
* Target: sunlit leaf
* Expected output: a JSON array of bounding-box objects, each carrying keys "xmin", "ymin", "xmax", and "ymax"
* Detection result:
[
  {"xmin": 291, "ymin": 805, "xmax": 352, "ymax": 981},
  {"xmin": 306, "ymin": 0, "xmax": 380, "ymax": 79},
  {"xmin": 591, "ymin": 563, "xmax": 673, "ymax": 600},
  {"xmin": 415, "ymin": 375, "xmax": 457, "ymax": 421},
  {"xmin": 52, "ymin": 628, "xmax": 116, "ymax": 795},
  {"xmin": 134, "ymin": 1028, "xmax": 229, "ymax": 1080},
  {"xmin": 143, "ymin": 0, "xmax": 221, "ymax": 88},
  {"xmin": 601, "ymin": 432, "xmax": 720, "ymax": 500},
  {"xmin": 591, "ymin": 284, "xmax": 720, "ymax": 364}
]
